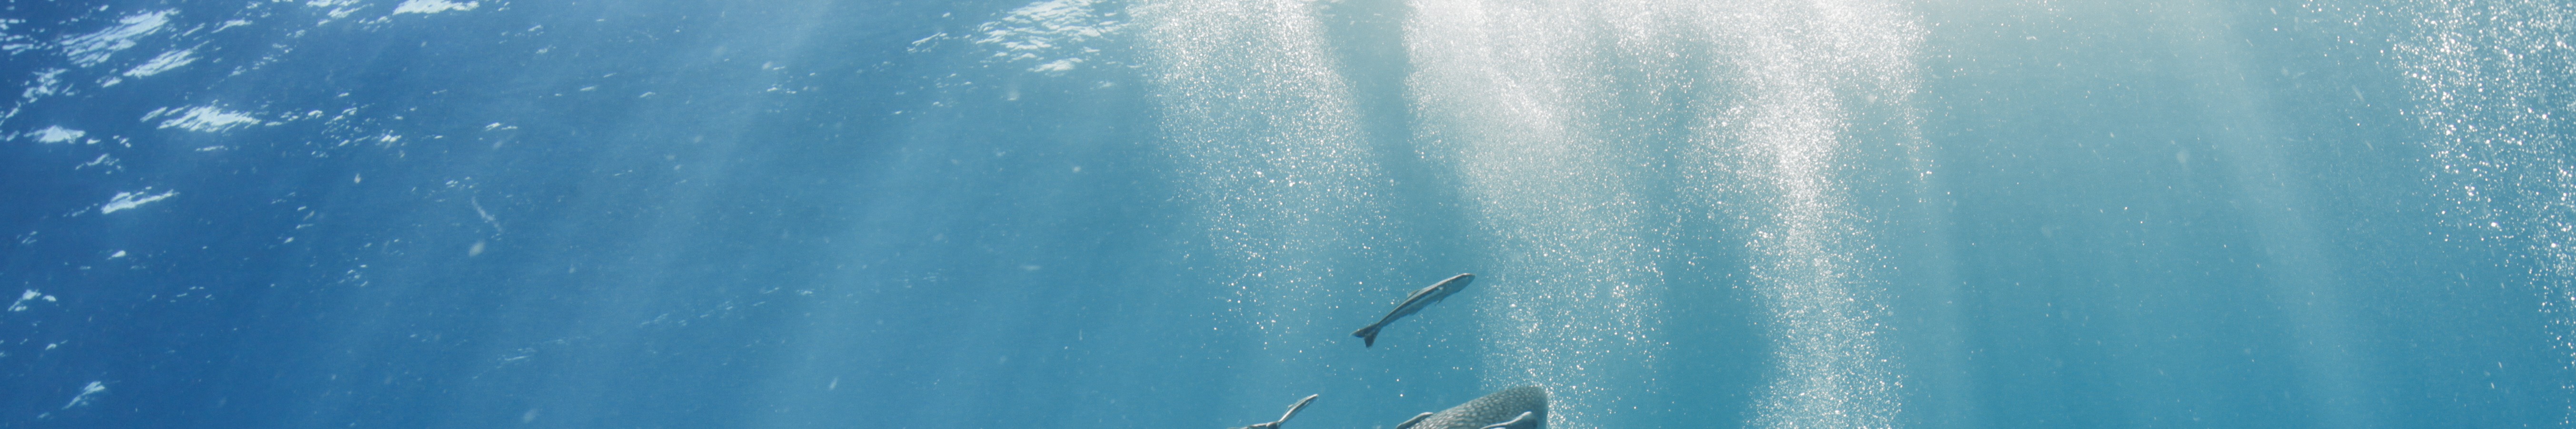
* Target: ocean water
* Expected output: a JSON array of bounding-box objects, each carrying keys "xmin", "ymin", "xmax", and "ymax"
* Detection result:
[{"xmin": 2, "ymin": 0, "xmax": 2572, "ymax": 428}]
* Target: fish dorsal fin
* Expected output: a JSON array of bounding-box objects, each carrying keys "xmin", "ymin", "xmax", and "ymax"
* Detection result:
[{"xmin": 1394, "ymin": 412, "xmax": 1435, "ymax": 429}]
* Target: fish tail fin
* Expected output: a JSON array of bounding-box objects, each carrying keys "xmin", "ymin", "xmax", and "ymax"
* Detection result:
[{"xmin": 1353, "ymin": 325, "xmax": 1381, "ymax": 347}]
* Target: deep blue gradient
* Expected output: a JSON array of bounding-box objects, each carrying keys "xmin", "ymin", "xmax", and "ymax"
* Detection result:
[{"xmin": 3, "ymin": 0, "xmax": 2573, "ymax": 428}]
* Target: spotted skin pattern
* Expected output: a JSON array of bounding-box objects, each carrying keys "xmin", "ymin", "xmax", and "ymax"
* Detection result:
[{"xmin": 1402, "ymin": 386, "xmax": 1547, "ymax": 429}]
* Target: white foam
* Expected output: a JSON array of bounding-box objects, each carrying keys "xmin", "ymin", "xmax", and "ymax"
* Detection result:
[
  {"xmin": 62, "ymin": 381, "xmax": 104, "ymax": 409},
  {"xmin": 7, "ymin": 289, "xmax": 45, "ymax": 312},
  {"xmin": 76, "ymin": 154, "xmax": 116, "ymax": 170},
  {"xmin": 99, "ymin": 189, "xmax": 177, "ymax": 214},
  {"xmin": 469, "ymin": 196, "xmax": 502, "ymax": 233},
  {"xmin": 0, "ymin": 18, "xmax": 31, "ymax": 54},
  {"xmin": 393, "ymin": 0, "xmax": 480, "ymax": 14},
  {"xmin": 29, "ymin": 126, "xmax": 84, "ymax": 143},
  {"xmin": 1030, "ymin": 58, "xmax": 1083, "ymax": 73},
  {"xmin": 970, "ymin": 0, "xmax": 1124, "ymax": 74},
  {"xmin": 145, "ymin": 106, "xmax": 268, "ymax": 132},
  {"xmin": 307, "ymin": 0, "xmax": 366, "ymax": 20},
  {"xmin": 60, "ymin": 10, "xmax": 174, "ymax": 67},
  {"xmin": 22, "ymin": 68, "xmax": 67, "ymax": 99},
  {"xmin": 122, "ymin": 49, "xmax": 196, "ymax": 77}
]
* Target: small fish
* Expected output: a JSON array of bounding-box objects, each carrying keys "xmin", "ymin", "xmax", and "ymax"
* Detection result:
[
  {"xmin": 1230, "ymin": 394, "xmax": 1319, "ymax": 429},
  {"xmin": 1352, "ymin": 273, "xmax": 1475, "ymax": 347}
]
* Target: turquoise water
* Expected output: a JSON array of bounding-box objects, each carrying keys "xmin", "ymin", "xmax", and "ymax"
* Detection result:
[{"xmin": 2, "ymin": 0, "xmax": 2572, "ymax": 428}]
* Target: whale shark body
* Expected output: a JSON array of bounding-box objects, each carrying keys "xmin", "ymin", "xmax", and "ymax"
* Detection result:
[
  {"xmin": 1225, "ymin": 387, "xmax": 1544, "ymax": 429},
  {"xmin": 1353, "ymin": 273, "xmax": 1476, "ymax": 347},
  {"xmin": 1398, "ymin": 386, "xmax": 1548, "ymax": 429}
]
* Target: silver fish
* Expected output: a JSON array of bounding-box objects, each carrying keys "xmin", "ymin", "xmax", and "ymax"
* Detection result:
[{"xmin": 1352, "ymin": 273, "xmax": 1475, "ymax": 347}]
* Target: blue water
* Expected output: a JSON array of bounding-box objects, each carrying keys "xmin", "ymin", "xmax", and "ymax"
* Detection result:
[{"xmin": 3, "ymin": 0, "xmax": 2572, "ymax": 428}]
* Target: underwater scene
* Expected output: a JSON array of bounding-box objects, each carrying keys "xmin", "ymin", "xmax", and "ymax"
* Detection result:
[{"xmin": 2, "ymin": 0, "xmax": 2574, "ymax": 428}]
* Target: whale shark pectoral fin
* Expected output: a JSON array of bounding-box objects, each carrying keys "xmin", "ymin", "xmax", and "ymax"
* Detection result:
[
  {"xmin": 1352, "ymin": 324, "xmax": 1381, "ymax": 347},
  {"xmin": 1231, "ymin": 394, "xmax": 1314, "ymax": 429},
  {"xmin": 1394, "ymin": 412, "xmax": 1435, "ymax": 429},
  {"xmin": 1477, "ymin": 411, "xmax": 1536, "ymax": 429},
  {"xmin": 1278, "ymin": 394, "xmax": 1318, "ymax": 423}
]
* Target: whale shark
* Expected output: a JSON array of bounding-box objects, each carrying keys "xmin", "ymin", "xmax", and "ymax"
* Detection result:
[
  {"xmin": 1478, "ymin": 412, "xmax": 1537, "ymax": 429},
  {"xmin": 1353, "ymin": 273, "xmax": 1476, "ymax": 347},
  {"xmin": 1397, "ymin": 386, "xmax": 1548, "ymax": 429}
]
